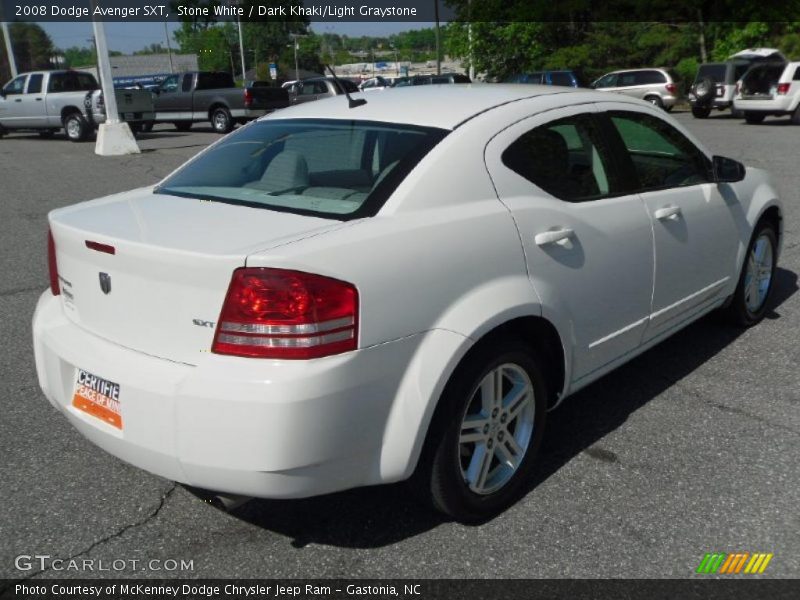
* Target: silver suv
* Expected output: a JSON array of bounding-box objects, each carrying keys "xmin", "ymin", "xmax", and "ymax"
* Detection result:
[{"xmin": 591, "ymin": 68, "xmax": 680, "ymax": 110}]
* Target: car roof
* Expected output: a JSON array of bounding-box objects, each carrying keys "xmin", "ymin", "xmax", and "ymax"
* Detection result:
[{"xmin": 262, "ymin": 84, "xmax": 580, "ymax": 130}]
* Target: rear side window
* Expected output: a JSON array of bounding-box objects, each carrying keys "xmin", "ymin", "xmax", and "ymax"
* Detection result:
[
  {"xmin": 27, "ymin": 74, "xmax": 43, "ymax": 94},
  {"xmin": 502, "ymin": 114, "xmax": 619, "ymax": 202},
  {"xmin": 609, "ymin": 111, "xmax": 711, "ymax": 191},
  {"xmin": 635, "ymin": 71, "xmax": 667, "ymax": 85},
  {"xmin": 550, "ymin": 72, "xmax": 574, "ymax": 87},
  {"xmin": 793, "ymin": 66, "xmax": 800, "ymax": 81},
  {"xmin": 196, "ymin": 72, "xmax": 234, "ymax": 89},
  {"xmin": 156, "ymin": 119, "xmax": 448, "ymax": 219}
]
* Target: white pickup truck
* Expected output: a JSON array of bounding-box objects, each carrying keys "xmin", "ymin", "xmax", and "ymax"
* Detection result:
[{"xmin": 0, "ymin": 70, "xmax": 154, "ymax": 141}]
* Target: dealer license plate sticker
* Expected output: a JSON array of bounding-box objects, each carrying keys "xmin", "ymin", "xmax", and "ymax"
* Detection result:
[{"xmin": 72, "ymin": 369, "xmax": 122, "ymax": 429}]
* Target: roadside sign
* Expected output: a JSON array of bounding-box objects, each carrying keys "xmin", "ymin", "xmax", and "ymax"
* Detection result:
[{"xmin": 269, "ymin": 63, "xmax": 278, "ymax": 80}]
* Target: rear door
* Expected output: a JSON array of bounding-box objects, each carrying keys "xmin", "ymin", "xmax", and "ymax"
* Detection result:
[
  {"xmin": 19, "ymin": 73, "xmax": 47, "ymax": 127},
  {"xmin": 602, "ymin": 104, "xmax": 740, "ymax": 341},
  {"xmin": 485, "ymin": 104, "xmax": 655, "ymax": 384}
]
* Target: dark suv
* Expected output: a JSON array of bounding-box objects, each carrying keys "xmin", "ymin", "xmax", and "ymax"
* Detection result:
[{"xmin": 505, "ymin": 70, "xmax": 587, "ymax": 88}]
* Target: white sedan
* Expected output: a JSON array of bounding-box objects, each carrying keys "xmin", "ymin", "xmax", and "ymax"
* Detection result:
[{"xmin": 33, "ymin": 85, "xmax": 783, "ymax": 521}]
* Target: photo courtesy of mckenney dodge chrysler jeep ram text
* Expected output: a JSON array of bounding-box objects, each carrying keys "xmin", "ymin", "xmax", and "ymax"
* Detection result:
[{"xmin": 33, "ymin": 85, "xmax": 783, "ymax": 522}]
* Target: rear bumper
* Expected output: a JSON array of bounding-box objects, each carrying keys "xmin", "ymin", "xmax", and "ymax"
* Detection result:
[
  {"xmin": 733, "ymin": 96, "xmax": 796, "ymax": 114},
  {"xmin": 32, "ymin": 291, "xmax": 438, "ymax": 498}
]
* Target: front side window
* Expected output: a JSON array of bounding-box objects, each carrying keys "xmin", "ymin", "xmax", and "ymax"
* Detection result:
[
  {"xmin": 4, "ymin": 75, "xmax": 27, "ymax": 95},
  {"xmin": 161, "ymin": 75, "xmax": 179, "ymax": 93},
  {"xmin": 594, "ymin": 73, "xmax": 617, "ymax": 88},
  {"xmin": 181, "ymin": 74, "xmax": 193, "ymax": 92},
  {"xmin": 156, "ymin": 119, "xmax": 448, "ymax": 219},
  {"xmin": 502, "ymin": 114, "xmax": 618, "ymax": 202},
  {"xmin": 609, "ymin": 111, "xmax": 711, "ymax": 191}
]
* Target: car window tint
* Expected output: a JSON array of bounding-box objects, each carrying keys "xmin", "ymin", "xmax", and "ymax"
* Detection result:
[
  {"xmin": 696, "ymin": 64, "xmax": 725, "ymax": 82},
  {"xmin": 619, "ymin": 73, "xmax": 637, "ymax": 86},
  {"xmin": 609, "ymin": 111, "xmax": 711, "ymax": 191},
  {"xmin": 595, "ymin": 73, "xmax": 616, "ymax": 88},
  {"xmin": 181, "ymin": 74, "xmax": 193, "ymax": 92},
  {"xmin": 550, "ymin": 72, "xmax": 574, "ymax": 87},
  {"xmin": 157, "ymin": 119, "xmax": 447, "ymax": 219},
  {"xmin": 733, "ymin": 64, "xmax": 750, "ymax": 81},
  {"xmin": 636, "ymin": 71, "xmax": 666, "ymax": 85},
  {"xmin": 161, "ymin": 75, "xmax": 179, "ymax": 92},
  {"xmin": 27, "ymin": 74, "xmax": 43, "ymax": 94},
  {"xmin": 4, "ymin": 75, "xmax": 27, "ymax": 94},
  {"xmin": 76, "ymin": 74, "xmax": 97, "ymax": 90},
  {"xmin": 794, "ymin": 66, "xmax": 800, "ymax": 81},
  {"xmin": 502, "ymin": 114, "xmax": 618, "ymax": 202}
]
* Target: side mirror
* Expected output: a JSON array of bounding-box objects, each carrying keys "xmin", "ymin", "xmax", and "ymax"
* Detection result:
[{"xmin": 712, "ymin": 155, "xmax": 746, "ymax": 183}]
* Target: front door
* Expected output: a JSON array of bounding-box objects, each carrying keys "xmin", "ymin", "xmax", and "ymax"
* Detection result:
[{"xmin": 602, "ymin": 105, "xmax": 741, "ymax": 341}]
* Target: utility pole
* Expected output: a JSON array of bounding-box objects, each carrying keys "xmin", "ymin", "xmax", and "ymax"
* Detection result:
[
  {"xmin": 1, "ymin": 21, "xmax": 16, "ymax": 78},
  {"xmin": 164, "ymin": 22, "xmax": 174, "ymax": 74},
  {"xmin": 434, "ymin": 0, "xmax": 441, "ymax": 76},
  {"xmin": 237, "ymin": 15, "xmax": 246, "ymax": 84},
  {"xmin": 289, "ymin": 33, "xmax": 306, "ymax": 81},
  {"xmin": 91, "ymin": 3, "xmax": 139, "ymax": 155}
]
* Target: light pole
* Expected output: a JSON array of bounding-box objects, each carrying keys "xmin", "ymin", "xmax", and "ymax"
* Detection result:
[
  {"xmin": 164, "ymin": 22, "xmax": 174, "ymax": 74},
  {"xmin": 1, "ymin": 21, "xmax": 17, "ymax": 78},
  {"xmin": 289, "ymin": 33, "xmax": 306, "ymax": 81}
]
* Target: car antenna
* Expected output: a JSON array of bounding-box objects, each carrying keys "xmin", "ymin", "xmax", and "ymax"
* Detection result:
[{"xmin": 325, "ymin": 64, "xmax": 367, "ymax": 109}]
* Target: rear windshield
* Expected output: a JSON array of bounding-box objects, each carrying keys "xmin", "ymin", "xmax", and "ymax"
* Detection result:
[
  {"xmin": 696, "ymin": 64, "xmax": 726, "ymax": 82},
  {"xmin": 156, "ymin": 119, "xmax": 448, "ymax": 220}
]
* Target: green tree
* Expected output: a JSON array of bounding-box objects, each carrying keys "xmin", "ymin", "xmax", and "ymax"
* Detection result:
[{"xmin": 0, "ymin": 23, "xmax": 55, "ymax": 80}]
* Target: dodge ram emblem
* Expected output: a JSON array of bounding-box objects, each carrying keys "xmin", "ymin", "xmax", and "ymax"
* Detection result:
[{"xmin": 98, "ymin": 272, "xmax": 111, "ymax": 295}]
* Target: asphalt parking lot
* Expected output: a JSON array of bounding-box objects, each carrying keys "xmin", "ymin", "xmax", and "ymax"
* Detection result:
[{"xmin": 0, "ymin": 112, "xmax": 798, "ymax": 580}]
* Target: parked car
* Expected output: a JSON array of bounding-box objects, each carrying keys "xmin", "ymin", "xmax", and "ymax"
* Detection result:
[
  {"xmin": 287, "ymin": 76, "xmax": 360, "ymax": 105},
  {"xmin": 151, "ymin": 71, "xmax": 290, "ymax": 134},
  {"xmin": 359, "ymin": 76, "xmax": 391, "ymax": 92},
  {"xmin": 505, "ymin": 70, "xmax": 587, "ymax": 87},
  {"xmin": 734, "ymin": 61, "xmax": 800, "ymax": 124},
  {"xmin": 591, "ymin": 68, "xmax": 680, "ymax": 110},
  {"xmin": 34, "ymin": 86, "xmax": 782, "ymax": 521},
  {"xmin": 392, "ymin": 73, "xmax": 472, "ymax": 87},
  {"xmin": 0, "ymin": 70, "xmax": 154, "ymax": 141},
  {"xmin": 689, "ymin": 48, "xmax": 787, "ymax": 118}
]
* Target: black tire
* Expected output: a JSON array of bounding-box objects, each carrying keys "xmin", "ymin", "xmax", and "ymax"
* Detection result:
[
  {"xmin": 725, "ymin": 221, "xmax": 778, "ymax": 327},
  {"xmin": 128, "ymin": 122, "xmax": 142, "ymax": 134},
  {"xmin": 211, "ymin": 107, "xmax": 233, "ymax": 134},
  {"xmin": 791, "ymin": 105, "xmax": 800, "ymax": 125},
  {"xmin": 731, "ymin": 108, "xmax": 744, "ymax": 119},
  {"xmin": 744, "ymin": 112, "xmax": 766, "ymax": 124},
  {"xmin": 141, "ymin": 121, "xmax": 154, "ymax": 133},
  {"xmin": 664, "ymin": 104, "xmax": 674, "ymax": 113},
  {"xmin": 0, "ymin": 127, "xmax": 5, "ymax": 139},
  {"xmin": 173, "ymin": 121, "xmax": 192, "ymax": 132},
  {"xmin": 38, "ymin": 130, "xmax": 56, "ymax": 139},
  {"xmin": 63, "ymin": 112, "xmax": 89, "ymax": 142},
  {"xmin": 691, "ymin": 105, "xmax": 711, "ymax": 119},
  {"xmin": 645, "ymin": 95, "xmax": 664, "ymax": 109},
  {"xmin": 419, "ymin": 338, "xmax": 548, "ymax": 522}
]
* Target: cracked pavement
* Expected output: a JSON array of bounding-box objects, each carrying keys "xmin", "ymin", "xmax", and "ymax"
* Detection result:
[{"xmin": 0, "ymin": 115, "xmax": 798, "ymax": 579}]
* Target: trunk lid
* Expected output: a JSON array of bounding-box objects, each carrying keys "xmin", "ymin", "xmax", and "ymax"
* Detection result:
[{"xmin": 49, "ymin": 187, "xmax": 341, "ymax": 365}]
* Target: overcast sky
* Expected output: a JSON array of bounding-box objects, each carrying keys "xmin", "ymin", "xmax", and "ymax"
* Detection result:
[{"xmin": 41, "ymin": 21, "xmax": 435, "ymax": 53}]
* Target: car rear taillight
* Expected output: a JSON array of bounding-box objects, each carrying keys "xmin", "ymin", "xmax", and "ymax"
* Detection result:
[
  {"xmin": 243, "ymin": 88, "xmax": 253, "ymax": 108},
  {"xmin": 47, "ymin": 229, "xmax": 60, "ymax": 296},
  {"xmin": 777, "ymin": 83, "xmax": 790, "ymax": 95},
  {"xmin": 212, "ymin": 268, "xmax": 358, "ymax": 359},
  {"xmin": 665, "ymin": 83, "xmax": 677, "ymax": 95}
]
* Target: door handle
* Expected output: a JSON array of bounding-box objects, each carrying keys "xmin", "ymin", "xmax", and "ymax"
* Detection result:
[
  {"xmin": 654, "ymin": 205, "xmax": 682, "ymax": 220},
  {"xmin": 14, "ymin": 98, "xmax": 21, "ymax": 102},
  {"xmin": 535, "ymin": 228, "xmax": 574, "ymax": 246},
  {"xmin": 35, "ymin": 97, "xmax": 42, "ymax": 101}
]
